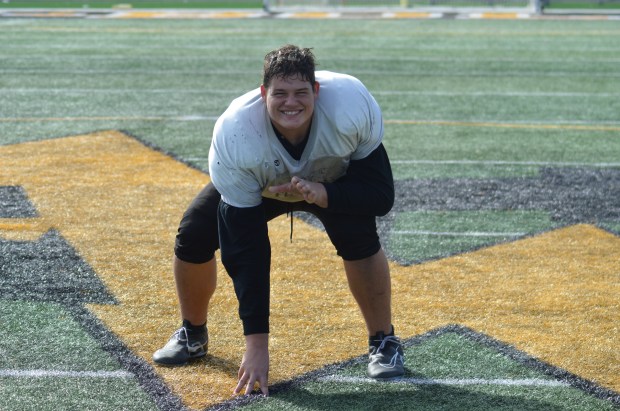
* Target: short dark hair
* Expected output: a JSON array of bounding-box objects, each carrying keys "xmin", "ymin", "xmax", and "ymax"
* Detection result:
[{"xmin": 263, "ymin": 44, "xmax": 316, "ymax": 89}]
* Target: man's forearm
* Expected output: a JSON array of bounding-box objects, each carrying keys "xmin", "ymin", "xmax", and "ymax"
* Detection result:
[{"xmin": 217, "ymin": 201, "xmax": 271, "ymax": 335}]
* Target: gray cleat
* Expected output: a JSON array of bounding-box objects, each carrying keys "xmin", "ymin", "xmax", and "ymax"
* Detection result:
[{"xmin": 153, "ymin": 325, "xmax": 208, "ymax": 366}]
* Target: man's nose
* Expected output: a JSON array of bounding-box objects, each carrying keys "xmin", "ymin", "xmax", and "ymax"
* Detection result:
[{"xmin": 285, "ymin": 94, "xmax": 298, "ymax": 105}]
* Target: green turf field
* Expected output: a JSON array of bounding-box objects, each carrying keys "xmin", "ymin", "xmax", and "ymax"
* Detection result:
[{"xmin": 1, "ymin": 16, "xmax": 619, "ymax": 411}]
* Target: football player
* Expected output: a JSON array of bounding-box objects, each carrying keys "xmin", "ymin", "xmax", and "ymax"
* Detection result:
[{"xmin": 153, "ymin": 44, "xmax": 404, "ymax": 395}]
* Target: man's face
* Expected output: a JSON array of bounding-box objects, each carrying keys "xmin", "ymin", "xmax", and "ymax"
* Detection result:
[{"xmin": 261, "ymin": 75, "xmax": 319, "ymax": 142}]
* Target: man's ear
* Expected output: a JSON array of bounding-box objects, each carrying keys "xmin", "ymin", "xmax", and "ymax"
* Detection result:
[
  {"xmin": 260, "ymin": 84, "xmax": 267, "ymax": 100},
  {"xmin": 314, "ymin": 81, "xmax": 320, "ymax": 96}
]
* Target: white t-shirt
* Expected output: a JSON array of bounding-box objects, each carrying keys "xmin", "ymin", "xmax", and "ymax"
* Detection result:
[{"xmin": 208, "ymin": 70, "xmax": 384, "ymax": 208}]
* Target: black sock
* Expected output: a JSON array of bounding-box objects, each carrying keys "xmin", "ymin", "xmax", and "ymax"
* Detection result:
[
  {"xmin": 183, "ymin": 319, "xmax": 206, "ymax": 334},
  {"xmin": 369, "ymin": 325, "xmax": 395, "ymax": 344}
]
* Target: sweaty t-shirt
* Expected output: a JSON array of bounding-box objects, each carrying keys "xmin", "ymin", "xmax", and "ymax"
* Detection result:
[{"xmin": 208, "ymin": 70, "xmax": 384, "ymax": 208}]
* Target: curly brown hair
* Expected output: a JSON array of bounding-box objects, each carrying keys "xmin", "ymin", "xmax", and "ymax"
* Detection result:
[{"xmin": 262, "ymin": 44, "xmax": 316, "ymax": 89}]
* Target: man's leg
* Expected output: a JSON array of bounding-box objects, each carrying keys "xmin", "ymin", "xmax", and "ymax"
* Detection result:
[
  {"xmin": 342, "ymin": 248, "xmax": 392, "ymax": 336},
  {"xmin": 174, "ymin": 255, "xmax": 216, "ymax": 326},
  {"xmin": 153, "ymin": 257, "xmax": 215, "ymax": 366},
  {"xmin": 343, "ymin": 247, "xmax": 404, "ymax": 379},
  {"xmin": 154, "ymin": 183, "xmax": 220, "ymax": 366}
]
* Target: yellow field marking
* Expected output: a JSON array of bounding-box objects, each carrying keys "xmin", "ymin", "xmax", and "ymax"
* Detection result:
[
  {"xmin": 390, "ymin": 11, "xmax": 433, "ymax": 18},
  {"xmin": 391, "ymin": 224, "xmax": 619, "ymax": 393},
  {"xmin": 476, "ymin": 12, "xmax": 521, "ymax": 19},
  {"xmin": 0, "ymin": 218, "xmax": 51, "ymax": 241},
  {"xmin": 117, "ymin": 11, "xmax": 169, "ymax": 19},
  {"xmin": 2, "ymin": 132, "xmax": 618, "ymax": 408},
  {"xmin": 289, "ymin": 12, "xmax": 335, "ymax": 18},
  {"xmin": 209, "ymin": 11, "xmax": 255, "ymax": 18},
  {"xmin": 385, "ymin": 119, "xmax": 620, "ymax": 132}
]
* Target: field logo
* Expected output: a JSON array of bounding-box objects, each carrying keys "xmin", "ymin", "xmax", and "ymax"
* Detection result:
[{"xmin": 1, "ymin": 131, "xmax": 618, "ymax": 409}]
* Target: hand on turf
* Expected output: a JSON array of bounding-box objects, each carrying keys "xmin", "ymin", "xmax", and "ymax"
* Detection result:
[
  {"xmin": 234, "ymin": 333, "xmax": 269, "ymax": 396},
  {"xmin": 268, "ymin": 176, "xmax": 328, "ymax": 208}
]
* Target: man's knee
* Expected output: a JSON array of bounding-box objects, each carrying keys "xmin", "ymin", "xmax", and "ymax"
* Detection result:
[{"xmin": 174, "ymin": 185, "xmax": 220, "ymax": 264}]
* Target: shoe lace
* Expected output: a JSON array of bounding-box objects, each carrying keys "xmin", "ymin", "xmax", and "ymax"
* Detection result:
[
  {"xmin": 370, "ymin": 335, "xmax": 403, "ymax": 368},
  {"xmin": 173, "ymin": 327, "xmax": 204, "ymax": 353},
  {"xmin": 173, "ymin": 327, "xmax": 189, "ymax": 342},
  {"xmin": 376, "ymin": 335, "xmax": 400, "ymax": 352}
]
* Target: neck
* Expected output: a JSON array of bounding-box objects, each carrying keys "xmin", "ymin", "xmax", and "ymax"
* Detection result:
[{"xmin": 273, "ymin": 123, "xmax": 310, "ymax": 147}]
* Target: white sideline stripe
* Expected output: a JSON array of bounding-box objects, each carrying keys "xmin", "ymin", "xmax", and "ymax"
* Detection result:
[
  {"xmin": 0, "ymin": 369, "xmax": 134, "ymax": 379},
  {"xmin": 4, "ymin": 54, "xmax": 620, "ymax": 65},
  {"xmin": 4, "ymin": 88, "xmax": 619, "ymax": 98},
  {"xmin": 2, "ymin": 69, "xmax": 620, "ymax": 78},
  {"xmin": 318, "ymin": 375, "xmax": 569, "ymax": 387},
  {"xmin": 183, "ymin": 158, "xmax": 620, "ymax": 168},
  {"xmin": 0, "ymin": 115, "xmax": 219, "ymax": 122},
  {"xmin": 391, "ymin": 159, "xmax": 620, "ymax": 167},
  {"xmin": 392, "ymin": 230, "xmax": 526, "ymax": 237},
  {"xmin": 4, "ymin": 44, "xmax": 620, "ymax": 54}
]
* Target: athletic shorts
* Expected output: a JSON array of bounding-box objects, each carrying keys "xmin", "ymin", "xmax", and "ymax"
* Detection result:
[{"xmin": 174, "ymin": 182, "xmax": 381, "ymax": 264}]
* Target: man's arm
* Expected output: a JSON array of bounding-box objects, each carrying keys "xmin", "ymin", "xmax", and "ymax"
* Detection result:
[
  {"xmin": 217, "ymin": 201, "xmax": 271, "ymax": 335},
  {"xmin": 267, "ymin": 144, "xmax": 394, "ymax": 216},
  {"xmin": 217, "ymin": 201, "xmax": 271, "ymax": 395}
]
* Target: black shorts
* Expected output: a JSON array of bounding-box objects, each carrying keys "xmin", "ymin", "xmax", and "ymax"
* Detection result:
[{"xmin": 174, "ymin": 182, "xmax": 381, "ymax": 264}]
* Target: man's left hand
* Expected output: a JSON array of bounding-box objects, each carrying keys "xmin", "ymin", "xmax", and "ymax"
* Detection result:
[{"xmin": 268, "ymin": 177, "xmax": 328, "ymax": 208}]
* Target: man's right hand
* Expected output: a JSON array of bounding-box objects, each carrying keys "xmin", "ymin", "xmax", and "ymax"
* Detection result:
[{"xmin": 233, "ymin": 333, "xmax": 269, "ymax": 396}]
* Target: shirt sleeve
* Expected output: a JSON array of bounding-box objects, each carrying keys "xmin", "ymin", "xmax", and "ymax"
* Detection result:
[
  {"xmin": 350, "ymin": 85, "xmax": 384, "ymax": 161},
  {"xmin": 208, "ymin": 91, "xmax": 270, "ymax": 208},
  {"xmin": 217, "ymin": 201, "xmax": 271, "ymax": 335},
  {"xmin": 323, "ymin": 143, "xmax": 394, "ymax": 217},
  {"xmin": 317, "ymin": 71, "xmax": 384, "ymax": 162}
]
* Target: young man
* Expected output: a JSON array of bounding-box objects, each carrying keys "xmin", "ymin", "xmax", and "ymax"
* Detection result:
[{"xmin": 153, "ymin": 44, "xmax": 404, "ymax": 395}]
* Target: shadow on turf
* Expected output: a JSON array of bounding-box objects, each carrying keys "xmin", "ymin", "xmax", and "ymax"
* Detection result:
[
  {"xmin": 207, "ymin": 325, "xmax": 620, "ymax": 411},
  {"xmin": 257, "ymin": 383, "xmax": 567, "ymax": 411}
]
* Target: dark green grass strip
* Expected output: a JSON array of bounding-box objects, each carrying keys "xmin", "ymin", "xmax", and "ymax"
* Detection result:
[{"xmin": 207, "ymin": 325, "xmax": 619, "ymax": 410}]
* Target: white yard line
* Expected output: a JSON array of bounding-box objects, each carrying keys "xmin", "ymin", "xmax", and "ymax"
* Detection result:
[
  {"xmin": 174, "ymin": 158, "xmax": 620, "ymax": 168},
  {"xmin": 318, "ymin": 375, "xmax": 570, "ymax": 387},
  {"xmin": 4, "ymin": 55, "xmax": 620, "ymax": 65},
  {"xmin": 0, "ymin": 369, "xmax": 134, "ymax": 379},
  {"xmin": 390, "ymin": 159, "xmax": 620, "ymax": 167},
  {"xmin": 3, "ymin": 88, "xmax": 619, "ymax": 98},
  {"xmin": 392, "ymin": 230, "xmax": 526, "ymax": 237},
  {"xmin": 2, "ymin": 68, "xmax": 619, "ymax": 78},
  {"xmin": 0, "ymin": 115, "xmax": 219, "ymax": 122}
]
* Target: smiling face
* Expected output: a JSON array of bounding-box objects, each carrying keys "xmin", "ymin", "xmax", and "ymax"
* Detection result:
[{"xmin": 261, "ymin": 75, "xmax": 320, "ymax": 145}]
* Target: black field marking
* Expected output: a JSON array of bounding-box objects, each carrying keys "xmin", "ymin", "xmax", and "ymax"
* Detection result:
[
  {"xmin": 0, "ymin": 249, "xmax": 185, "ymax": 410},
  {"xmin": 383, "ymin": 167, "xmax": 620, "ymax": 264},
  {"xmin": 394, "ymin": 167, "xmax": 620, "ymax": 224},
  {"xmin": 0, "ymin": 230, "xmax": 117, "ymax": 305},
  {"xmin": 205, "ymin": 325, "xmax": 620, "ymax": 410},
  {"xmin": 66, "ymin": 303, "xmax": 187, "ymax": 411},
  {"xmin": 298, "ymin": 167, "xmax": 620, "ymax": 265},
  {"xmin": 0, "ymin": 185, "xmax": 38, "ymax": 218},
  {"xmin": 0, "ymin": 182, "xmax": 185, "ymax": 411}
]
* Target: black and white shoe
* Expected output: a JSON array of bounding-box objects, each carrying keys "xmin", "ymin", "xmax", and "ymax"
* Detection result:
[
  {"xmin": 367, "ymin": 329, "xmax": 405, "ymax": 379},
  {"xmin": 153, "ymin": 322, "xmax": 208, "ymax": 366}
]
